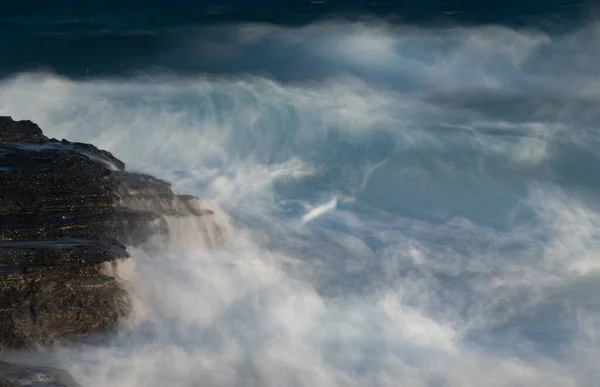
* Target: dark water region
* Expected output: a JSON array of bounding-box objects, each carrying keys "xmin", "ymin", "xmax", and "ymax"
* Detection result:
[
  {"xmin": 3, "ymin": 0, "xmax": 594, "ymax": 27},
  {"xmin": 0, "ymin": 0, "xmax": 597, "ymax": 78}
]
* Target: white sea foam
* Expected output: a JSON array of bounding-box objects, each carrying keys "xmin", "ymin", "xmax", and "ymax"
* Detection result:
[{"xmin": 301, "ymin": 197, "xmax": 337, "ymax": 224}]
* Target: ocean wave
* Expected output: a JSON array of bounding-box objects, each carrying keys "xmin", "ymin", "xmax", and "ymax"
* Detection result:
[{"xmin": 2, "ymin": 19, "xmax": 600, "ymax": 387}]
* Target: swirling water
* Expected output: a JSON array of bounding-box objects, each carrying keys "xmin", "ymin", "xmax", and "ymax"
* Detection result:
[{"xmin": 2, "ymin": 5, "xmax": 600, "ymax": 386}]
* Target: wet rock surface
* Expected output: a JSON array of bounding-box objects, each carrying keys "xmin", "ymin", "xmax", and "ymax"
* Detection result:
[
  {"xmin": 0, "ymin": 116, "xmax": 217, "ymax": 359},
  {"xmin": 0, "ymin": 361, "xmax": 81, "ymax": 387}
]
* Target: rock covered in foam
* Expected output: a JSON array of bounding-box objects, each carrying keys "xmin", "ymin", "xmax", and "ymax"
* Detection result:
[{"xmin": 0, "ymin": 116, "xmax": 223, "ymax": 354}]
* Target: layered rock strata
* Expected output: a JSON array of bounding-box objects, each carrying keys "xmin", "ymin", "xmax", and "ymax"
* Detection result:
[{"xmin": 0, "ymin": 116, "xmax": 218, "ymax": 352}]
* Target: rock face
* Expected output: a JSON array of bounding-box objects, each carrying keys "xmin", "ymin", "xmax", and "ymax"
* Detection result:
[
  {"xmin": 0, "ymin": 361, "xmax": 81, "ymax": 387},
  {"xmin": 0, "ymin": 116, "xmax": 220, "ymax": 352}
]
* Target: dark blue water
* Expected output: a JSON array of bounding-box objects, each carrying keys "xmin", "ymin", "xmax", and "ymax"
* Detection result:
[
  {"xmin": 0, "ymin": 0, "xmax": 596, "ymax": 77},
  {"xmin": 2, "ymin": 1, "xmax": 600, "ymax": 386}
]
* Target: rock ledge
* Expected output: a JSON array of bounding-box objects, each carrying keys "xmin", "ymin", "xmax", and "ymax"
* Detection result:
[{"xmin": 0, "ymin": 116, "xmax": 217, "ymax": 353}]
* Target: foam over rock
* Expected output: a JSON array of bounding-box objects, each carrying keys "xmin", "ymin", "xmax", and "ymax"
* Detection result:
[{"xmin": 0, "ymin": 116, "xmax": 227, "ymax": 382}]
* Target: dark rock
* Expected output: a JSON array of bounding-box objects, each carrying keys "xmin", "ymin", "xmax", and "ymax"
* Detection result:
[
  {"xmin": 0, "ymin": 116, "xmax": 220, "ymax": 352},
  {"xmin": 0, "ymin": 117, "xmax": 47, "ymax": 143},
  {"xmin": 0, "ymin": 361, "xmax": 81, "ymax": 387},
  {"xmin": 0, "ymin": 239, "xmax": 128, "ymax": 267}
]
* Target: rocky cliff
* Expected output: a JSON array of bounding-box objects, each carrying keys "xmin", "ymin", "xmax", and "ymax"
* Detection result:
[{"xmin": 0, "ymin": 116, "xmax": 220, "ymax": 383}]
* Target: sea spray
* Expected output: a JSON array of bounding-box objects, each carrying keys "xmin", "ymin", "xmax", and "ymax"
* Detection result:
[{"xmin": 2, "ymin": 18, "xmax": 600, "ymax": 387}]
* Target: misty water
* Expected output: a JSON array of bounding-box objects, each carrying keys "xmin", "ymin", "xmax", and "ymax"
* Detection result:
[{"xmin": 2, "ymin": 7, "xmax": 600, "ymax": 387}]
